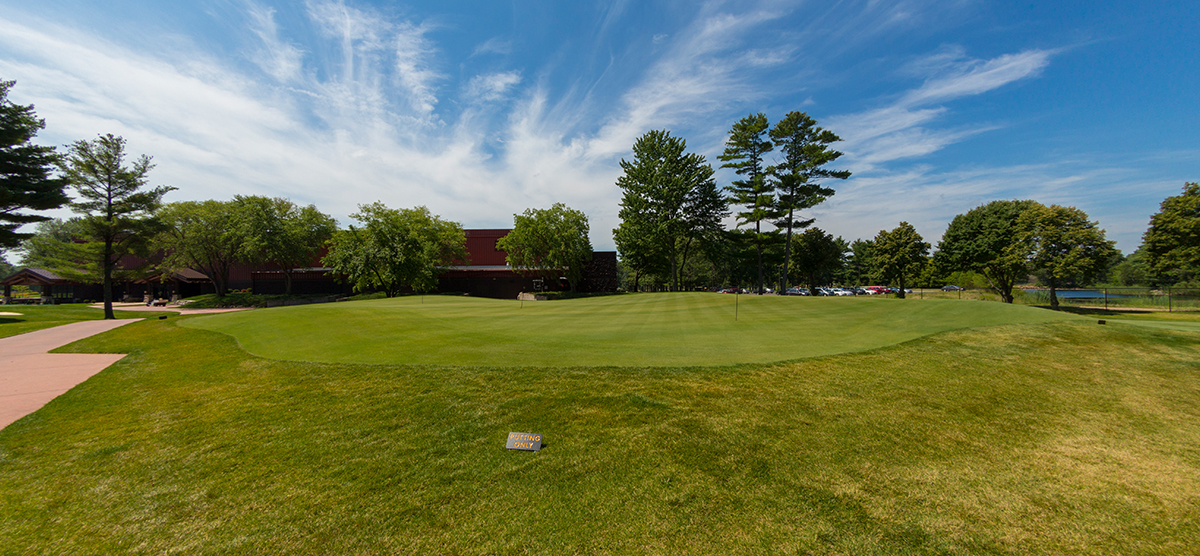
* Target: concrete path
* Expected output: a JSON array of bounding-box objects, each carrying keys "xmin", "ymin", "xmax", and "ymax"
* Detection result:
[
  {"xmin": 89, "ymin": 302, "xmax": 248, "ymax": 315},
  {"xmin": 0, "ymin": 319, "xmax": 139, "ymax": 430}
]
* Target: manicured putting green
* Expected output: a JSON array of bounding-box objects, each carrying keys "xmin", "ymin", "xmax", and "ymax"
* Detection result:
[{"xmin": 183, "ymin": 293, "xmax": 1081, "ymax": 367}]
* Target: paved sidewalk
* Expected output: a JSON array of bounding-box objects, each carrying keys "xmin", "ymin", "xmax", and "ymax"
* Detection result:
[
  {"xmin": 89, "ymin": 302, "xmax": 247, "ymax": 314},
  {"xmin": 0, "ymin": 319, "xmax": 139, "ymax": 430}
]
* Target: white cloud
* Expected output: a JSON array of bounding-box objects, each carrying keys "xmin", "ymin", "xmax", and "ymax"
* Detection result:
[
  {"xmin": 245, "ymin": 2, "xmax": 304, "ymax": 82},
  {"xmin": 465, "ymin": 71, "xmax": 522, "ymax": 102},
  {"xmin": 829, "ymin": 48, "xmax": 1053, "ymax": 171},
  {"xmin": 471, "ymin": 36, "xmax": 511, "ymax": 57}
]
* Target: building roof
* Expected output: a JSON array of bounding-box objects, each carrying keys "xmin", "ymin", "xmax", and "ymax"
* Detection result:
[{"xmin": 0, "ymin": 268, "xmax": 72, "ymax": 286}]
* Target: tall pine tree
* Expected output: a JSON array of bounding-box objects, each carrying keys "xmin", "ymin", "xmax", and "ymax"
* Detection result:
[
  {"xmin": 769, "ymin": 111, "xmax": 849, "ymax": 293},
  {"xmin": 719, "ymin": 113, "xmax": 774, "ymax": 294}
]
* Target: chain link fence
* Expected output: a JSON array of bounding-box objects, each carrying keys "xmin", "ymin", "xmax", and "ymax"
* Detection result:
[{"xmin": 1015, "ymin": 287, "xmax": 1200, "ymax": 312}]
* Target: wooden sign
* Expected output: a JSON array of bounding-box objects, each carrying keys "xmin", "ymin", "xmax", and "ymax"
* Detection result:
[{"xmin": 506, "ymin": 432, "xmax": 543, "ymax": 451}]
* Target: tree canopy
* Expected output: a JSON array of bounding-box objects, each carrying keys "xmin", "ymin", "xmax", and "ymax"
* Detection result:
[
  {"xmin": 935, "ymin": 199, "xmax": 1042, "ymax": 303},
  {"xmin": 871, "ymin": 222, "xmax": 928, "ymax": 299},
  {"xmin": 323, "ymin": 203, "xmax": 467, "ymax": 297},
  {"xmin": 0, "ymin": 80, "xmax": 69, "ymax": 250},
  {"xmin": 497, "ymin": 203, "xmax": 592, "ymax": 292},
  {"xmin": 790, "ymin": 227, "xmax": 845, "ymax": 295},
  {"xmin": 1017, "ymin": 204, "xmax": 1116, "ymax": 309},
  {"xmin": 1143, "ymin": 182, "xmax": 1200, "ymax": 285},
  {"xmin": 614, "ymin": 129, "xmax": 726, "ymax": 292},
  {"xmin": 58, "ymin": 133, "xmax": 174, "ymax": 318},
  {"xmin": 156, "ymin": 200, "xmax": 247, "ymax": 297},
  {"xmin": 236, "ymin": 195, "xmax": 336, "ymax": 295},
  {"xmin": 769, "ymin": 111, "xmax": 849, "ymax": 293}
]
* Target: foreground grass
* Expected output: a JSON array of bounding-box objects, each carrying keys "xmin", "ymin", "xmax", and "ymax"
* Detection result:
[
  {"xmin": 0, "ymin": 304, "xmax": 171, "ymax": 339},
  {"xmin": 1, "ymin": 312, "xmax": 1197, "ymax": 554},
  {"xmin": 182, "ymin": 293, "xmax": 1080, "ymax": 367}
]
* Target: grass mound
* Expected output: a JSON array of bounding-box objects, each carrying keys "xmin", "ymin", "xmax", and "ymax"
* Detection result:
[
  {"xmin": 182, "ymin": 293, "xmax": 1080, "ymax": 367},
  {"xmin": 1, "ymin": 314, "xmax": 1197, "ymax": 553}
]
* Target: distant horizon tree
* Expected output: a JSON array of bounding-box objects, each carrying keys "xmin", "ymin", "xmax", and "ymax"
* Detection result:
[{"xmin": 871, "ymin": 222, "xmax": 929, "ymax": 299}]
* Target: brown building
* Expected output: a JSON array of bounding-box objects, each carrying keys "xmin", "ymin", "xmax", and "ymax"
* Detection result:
[{"xmin": 1, "ymin": 229, "xmax": 618, "ymax": 303}]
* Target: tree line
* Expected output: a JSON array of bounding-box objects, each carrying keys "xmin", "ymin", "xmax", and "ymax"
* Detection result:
[
  {"xmin": 4, "ymin": 77, "xmax": 1199, "ymax": 312},
  {"xmin": 609, "ymin": 112, "xmax": 1198, "ymax": 307}
]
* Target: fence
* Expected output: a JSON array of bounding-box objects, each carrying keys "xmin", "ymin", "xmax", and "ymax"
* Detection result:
[{"xmin": 1015, "ymin": 287, "xmax": 1200, "ymax": 312}]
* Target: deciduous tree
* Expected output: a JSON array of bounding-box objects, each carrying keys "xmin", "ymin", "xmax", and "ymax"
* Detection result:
[
  {"xmin": 497, "ymin": 203, "xmax": 592, "ymax": 292},
  {"xmin": 237, "ymin": 196, "xmax": 336, "ymax": 295},
  {"xmin": 614, "ymin": 130, "xmax": 726, "ymax": 291},
  {"xmin": 871, "ymin": 222, "xmax": 928, "ymax": 299},
  {"xmin": 1017, "ymin": 204, "xmax": 1117, "ymax": 309},
  {"xmin": 934, "ymin": 199, "xmax": 1042, "ymax": 303},
  {"xmin": 769, "ymin": 111, "xmax": 850, "ymax": 293},
  {"xmin": 323, "ymin": 203, "xmax": 467, "ymax": 297},
  {"xmin": 156, "ymin": 200, "xmax": 247, "ymax": 297},
  {"xmin": 1143, "ymin": 182, "xmax": 1200, "ymax": 284},
  {"xmin": 0, "ymin": 80, "xmax": 69, "ymax": 250},
  {"xmin": 58, "ymin": 134, "xmax": 174, "ymax": 318}
]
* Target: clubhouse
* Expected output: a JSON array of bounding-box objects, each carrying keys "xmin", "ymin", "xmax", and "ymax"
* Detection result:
[{"xmin": 1, "ymin": 229, "xmax": 617, "ymax": 304}]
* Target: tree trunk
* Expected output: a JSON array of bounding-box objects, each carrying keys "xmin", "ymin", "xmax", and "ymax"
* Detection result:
[
  {"xmin": 782, "ymin": 209, "xmax": 793, "ymax": 293},
  {"xmin": 1049, "ymin": 276, "xmax": 1059, "ymax": 310},
  {"xmin": 755, "ymin": 221, "xmax": 763, "ymax": 295},
  {"xmin": 103, "ymin": 238, "xmax": 115, "ymax": 319},
  {"xmin": 897, "ymin": 275, "xmax": 906, "ymax": 299},
  {"xmin": 284, "ymin": 269, "xmax": 294, "ymax": 295}
]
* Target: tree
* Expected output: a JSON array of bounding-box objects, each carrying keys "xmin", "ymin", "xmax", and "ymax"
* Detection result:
[
  {"xmin": 838, "ymin": 238, "xmax": 874, "ymax": 286},
  {"xmin": 237, "ymin": 196, "xmax": 336, "ymax": 295},
  {"xmin": 323, "ymin": 203, "xmax": 467, "ymax": 297},
  {"xmin": 58, "ymin": 134, "xmax": 174, "ymax": 318},
  {"xmin": 934, "ymin": 199, "xmax": 1042, "ymax": 303},
  {"xmin": 1143, "ymin": 182, "xmax": 1200, "ymax": 284},
  {"xmin": 1, "ymin": 80, "xmax": 69, "ymax": 250},
  {"xmin": 613, "ymin": 130, "xmax": 727, "ymax": 292},
  {"xmin": 719, "ymin": 113, "xmax": 775, "ymax": 294},
  {"xmin": 156, "ymin": 200, "xmax": 247, "ymax": 297},
  {"xmin": 16, "ymin": 217, "xmax": 85, "ymax": 269},
  {"xmin": 871, "ymin": 222, "xmax": 929, "ymax": 299},
  {"xmin": 497, "ymin": 203, "xmax": 592, "ymax": 292},
  {"xmin": 769, "ymin": 111, "xmax": 850, "ymax": 293},
  {"xmin": 1017, "ymin": 204, "xmax": 1117, "ymax": 310},
  {"xmin": 790, "ymin": 227, "xmax": 845, "ymax": 295}
]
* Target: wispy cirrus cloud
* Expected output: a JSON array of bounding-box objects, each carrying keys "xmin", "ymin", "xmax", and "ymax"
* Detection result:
[
  {"xmin": 829, "ymin": 47, "xmax": 1052, "ymax": 171},
  {"xmin": 245, "ymin": 3, "xmax": 304, "ymax": 82},
  {"xmin": 465, "ymin": 71, "xmax": 521, "ymax": 102}
]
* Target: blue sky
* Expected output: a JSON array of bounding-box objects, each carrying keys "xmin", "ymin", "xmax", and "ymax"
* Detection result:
[{"xmin": 1, "ymin": 0, "xmax": 1196, "ymax": 256}]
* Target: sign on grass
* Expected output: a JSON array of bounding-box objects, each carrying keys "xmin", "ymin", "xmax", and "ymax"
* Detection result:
[{"xmin": 506, "ymin": 432, "xmax": 543, "ymax": 451}]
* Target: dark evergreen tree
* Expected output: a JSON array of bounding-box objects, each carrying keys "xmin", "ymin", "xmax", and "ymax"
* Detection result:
[
  {"xmin": 719, "ymin": 113, "xmax": 774, "ymax": 294},
  {"xmin": 768, "ymin": 111, "xmax": 850, "ymax": 293},
  {"xmin": 0, "ymin": 80, "xmax": 69, "ymax": 250}
]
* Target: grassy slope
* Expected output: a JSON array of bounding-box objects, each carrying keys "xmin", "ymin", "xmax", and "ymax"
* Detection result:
[
  {"xmin": 181, "ymin": 294, "xmax": 1080, "ymax": 367},
  {"xmin": 1, "ymin": 312, "xmax": 1198, "ymax": 554},
  {"xmin": 0, "ymin": 305, "xmax": 171, "ymax": 339}
]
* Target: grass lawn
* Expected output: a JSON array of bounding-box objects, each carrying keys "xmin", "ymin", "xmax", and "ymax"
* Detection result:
[
  {"xmin": 1, "ymin": 296, "xmax": 1198, "ymax": 554},
  {"xmin": 182, "ymin": 293, "xmax": 1080, "ymax": 367},
  {"xmin": 0, "ymin": 304, "xmax": 172, "ymax": 339}
]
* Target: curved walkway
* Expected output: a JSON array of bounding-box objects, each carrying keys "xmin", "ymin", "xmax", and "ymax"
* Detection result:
[{"xmin": 0, "ymin": 319, "xmax": 139, "ymax": 430}]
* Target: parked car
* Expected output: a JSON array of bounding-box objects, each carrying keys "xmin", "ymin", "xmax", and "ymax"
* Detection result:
[
  {"xmin": 941, "ymin": 285, "xmax": 964, "ymax": 291},
  {"xmin": 785, "ymin": 287, "xmax": 809, "ymax": 296}
]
